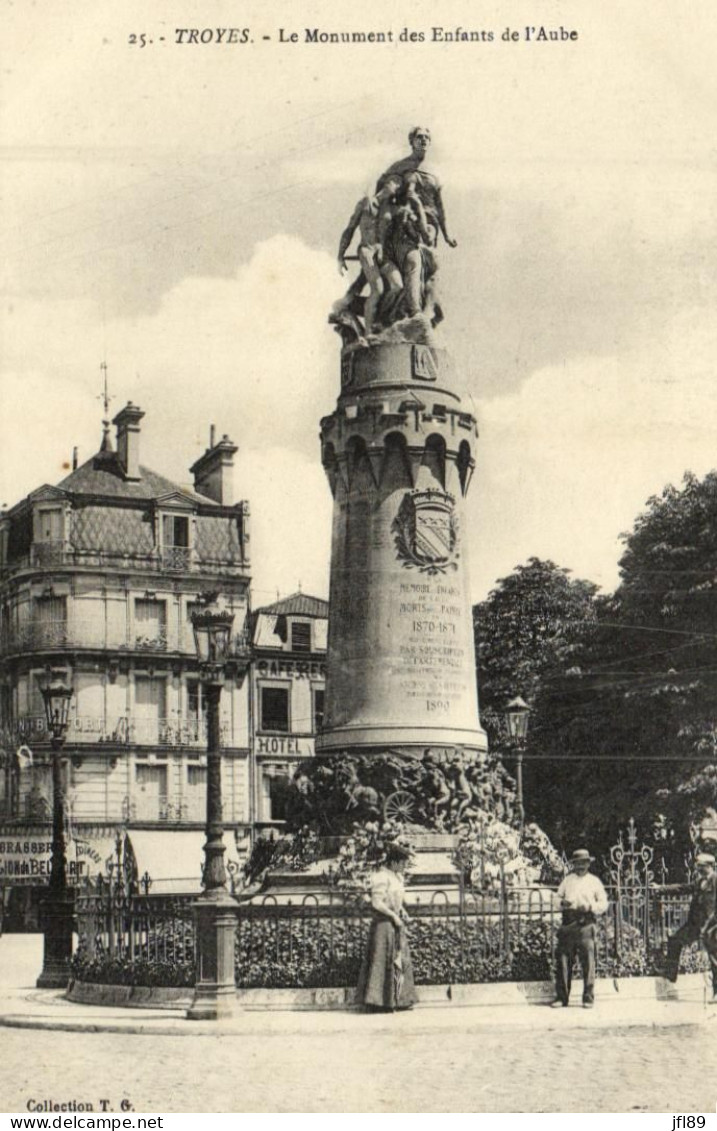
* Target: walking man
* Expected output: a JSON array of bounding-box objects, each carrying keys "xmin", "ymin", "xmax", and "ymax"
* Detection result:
[
  {"xmin": 552, "ymin": 848, "xmax": 608, "ymax": 1009},
  {"xmin": 664, "ymin": 852, "xmax": 717, "ymax": 1002}
]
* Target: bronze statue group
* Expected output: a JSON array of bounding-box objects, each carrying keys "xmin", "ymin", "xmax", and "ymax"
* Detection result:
[{"xmin": 331, "ymin": 126, "xmax": 457, "ymax": 346}]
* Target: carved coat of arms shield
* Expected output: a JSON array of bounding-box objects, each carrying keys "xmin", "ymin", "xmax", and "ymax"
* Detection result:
[{"xmin": 393, "ymin": 489, "xmax": 459, "ymax": 575}]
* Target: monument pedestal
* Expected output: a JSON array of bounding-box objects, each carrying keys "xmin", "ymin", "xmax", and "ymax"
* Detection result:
[{"xmin": 258, "ymin": 832, "xmax": 461, "ymax": 905}]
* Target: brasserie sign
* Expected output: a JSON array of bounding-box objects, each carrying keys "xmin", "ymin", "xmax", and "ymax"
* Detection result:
[{"xmin": 0, "ymin": 836, "xmax": 108, "ymax": 885}]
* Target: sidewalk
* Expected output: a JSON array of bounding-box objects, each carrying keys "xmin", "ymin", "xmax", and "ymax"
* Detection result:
[{"xmin": 1, "ymin": 935, "xmax": 715, "ymax": 1038}]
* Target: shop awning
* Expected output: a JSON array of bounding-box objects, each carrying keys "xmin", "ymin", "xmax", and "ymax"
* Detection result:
[
  {"xmin": 125, "ymin": 830, "xmax": 243, "ymax": 895},
  {"xmin": 72, "ymin": 835, "xmax": 122, "ymax": 883}
]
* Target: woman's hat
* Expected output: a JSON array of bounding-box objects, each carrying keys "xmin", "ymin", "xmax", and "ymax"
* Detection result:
[
  {"xmin": 385, "ymin": 841, "xmax": 413, "ymax": 862},
  {"xmin": 695, "ymin": 852, "xmax": 715, "ymax": 866},
  {"xmin": 570, "ymin": 849, "xmax": 595, "ymax": 863}
]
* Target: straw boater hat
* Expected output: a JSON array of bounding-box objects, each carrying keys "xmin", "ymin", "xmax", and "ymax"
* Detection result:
[
  {"xmin": 570, "ymin": 849, "xmax": 595, "ymax": 864},
  {"xmin": 695, "ymin": 852, "xmax": 715, "ymax": 866}
]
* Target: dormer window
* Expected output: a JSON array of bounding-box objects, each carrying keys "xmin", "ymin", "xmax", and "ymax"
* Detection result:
[
  {"xmin": 161, "ymin": 513, "xmax": 192, "ymax": 570},
  {"xmin": 36, "ymin": 507, "xmax": 63, "ymax": 543},
  {"xmin": 164, "ymin": 515, "xmax": 189, "ymax": 548},
  {"xmin": 32, "ymin": 506, "xmax": 65, "ymax": 566},
  {"xmin": 290, "ymin": 621, "xmax": 311, "ymax": 652}
]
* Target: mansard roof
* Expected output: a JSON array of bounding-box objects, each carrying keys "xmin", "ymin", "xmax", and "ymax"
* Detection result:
[
  {"xmin": 58, "ymin": 452, "xmax": 210, "ymax": 506},
  {"xmin": 255, "ymin": 592, "xmax": 329, "ymax": 618}
]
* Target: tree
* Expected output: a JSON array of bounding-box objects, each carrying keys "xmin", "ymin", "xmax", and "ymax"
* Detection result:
[
  {"xmin": 473, "ymin": 556, "xmax": 599, "ymax": 744},
  {"xmin": 529, "ymin": 474, "xmax": 717, "ymax": 863},
  {"xmin": 473, "ymin": 558, "xmax": 600, "ymax": 847}
]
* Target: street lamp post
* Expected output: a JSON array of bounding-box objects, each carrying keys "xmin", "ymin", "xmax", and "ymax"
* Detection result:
[
  {"xmin": 186, "ymin": 605, "xmax": 237, "ymax": 1021},
  {"xmin": 36, "ymin": 677, "xmax": 74, "ymax": 989},
  {"xmin": 505, "ymin": 696, "xmax": 531, "ymax": 833}
]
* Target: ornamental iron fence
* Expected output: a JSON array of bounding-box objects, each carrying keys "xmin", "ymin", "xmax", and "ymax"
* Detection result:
[
  {"xmin": 72, "ymin": 868, "xmax": 696, "ymax": 990},
  {"xmin": 74, "ymin": 878, "xmax": 195, "ymax": 986},
  {"xmin": 70, "ymin": 818, "xmax": 704, "ymax": 989}
]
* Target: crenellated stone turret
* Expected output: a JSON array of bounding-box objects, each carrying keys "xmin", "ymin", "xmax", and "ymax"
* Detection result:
[{"xmin": 316, "ymin": 342, "xmax": 487, "ymax": 756}]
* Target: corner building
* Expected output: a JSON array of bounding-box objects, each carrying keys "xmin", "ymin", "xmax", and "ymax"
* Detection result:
[
  {"xmin": 0, "ymin": 405, "xmax": 251, "ymax": 921},
  {"xmin": 250, "ymin": 593, "xmax": 327, "ymax": 832}
]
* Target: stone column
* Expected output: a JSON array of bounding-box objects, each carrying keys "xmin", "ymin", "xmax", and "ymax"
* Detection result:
[{"xmin": 316, "ymin": 342, "xmax": 487, "ymax": 759}]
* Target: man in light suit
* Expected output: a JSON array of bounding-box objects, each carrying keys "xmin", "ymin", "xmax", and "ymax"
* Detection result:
[{"xmin": 552, "ymin": 848, "xmax": 609, "ymax": 1009}]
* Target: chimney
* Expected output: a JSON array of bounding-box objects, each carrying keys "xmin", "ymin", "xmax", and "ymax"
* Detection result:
[
  {"xmin": 190, "ymin": 432, "xmax": 238, "ymax": 504},
  {"xmin": 72, "ymin": 447, "xmax": 78, "ymax": 470},
  {"xmin": 113, "ymin": 402, "xmax": 145, "ymax": 480}
]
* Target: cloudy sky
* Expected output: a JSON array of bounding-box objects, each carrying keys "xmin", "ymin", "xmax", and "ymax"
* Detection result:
[{"xmin": 2, "ymin": 0, "xmax": 716, "ymax": 604}]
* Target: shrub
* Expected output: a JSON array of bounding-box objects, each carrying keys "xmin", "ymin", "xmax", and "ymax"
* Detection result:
[
  {"xmin": 69, "ymin": 904, "xmax": 708, "ymax": 989},
  {"xmin": 71, "ymin": 954, "xmax": 194, "ymax": 988}
]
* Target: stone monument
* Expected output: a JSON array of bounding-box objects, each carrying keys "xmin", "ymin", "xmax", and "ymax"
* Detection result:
[{"xmin": 316, "ymin": 127, "xmax": 489, "ymax": 847}]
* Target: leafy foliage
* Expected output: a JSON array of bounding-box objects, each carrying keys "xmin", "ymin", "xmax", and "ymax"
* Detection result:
[
  {"xmin": 70, "ymin": 954, "xmax": 194, "ymax": 987},
  {"xmin": 243, "ymin": 826, "xmax": 323, "ymax": 884},
  {"xmin": 474, "ymin": 523, "xmax": 717, "ymax": 862},
  {"xmin": 474, "ymin": 556, "xmax": 598, "ymax": 734}
]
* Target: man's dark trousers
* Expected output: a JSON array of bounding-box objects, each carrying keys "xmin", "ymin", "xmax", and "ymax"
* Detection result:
[
  {"xmin": 555, "ymin": 919, "xmax": 597, "ymax": 1005},
  {"xmin": 666, "ymin": 923, "xmax": 717, "ymax": 992}
]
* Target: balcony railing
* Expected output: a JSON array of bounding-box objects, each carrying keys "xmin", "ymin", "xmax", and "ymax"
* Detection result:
[
  {"xmin": 133, "ymin": 628, "xmax": 168, "ymax": 652},
  {"xmin": 14, "ymin": 714, "xmax": 232, "ymax": 748},
  {"xmin": 4, "ymin": 544, "xmax": 247, "ymax": 576},
  {"xmin": 1, "ymin": 619, "xmax": 125, "ymax": 655},
  {"xmin": 30, "ymin": 541, "xmax": 66, "ymax": 567},
  {"xmin": 1, "ymin": 621, "xmax": 252, "ymax": 659},
  {"xmin": 127, "ymin": 796, "xmax": 207, "ymax": 823},
  {"xmin": 3, "ymin": 621, "xmax": 71, "ymax": 652},
  {"xmin": 160, "ymin": 546, "xmax": 192, "ymax": 571}
]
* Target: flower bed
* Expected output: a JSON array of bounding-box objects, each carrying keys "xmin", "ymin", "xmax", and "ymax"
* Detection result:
[
  {"xmin": 70, "ymin": 908, "xmax": 708, "ymax": 990},
  {"xmin": 71, "ymin": 954, "xmax": 195, "ymax": 988}
]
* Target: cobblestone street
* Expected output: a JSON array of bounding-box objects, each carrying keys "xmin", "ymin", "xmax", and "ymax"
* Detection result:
[
  {"xmin": 2, "ymin": 938, "xmax": 715, "ymax": 1113},
  {"xmin": 2, "ymin": 1018, "xmax": 716, "ymax": 1113}
]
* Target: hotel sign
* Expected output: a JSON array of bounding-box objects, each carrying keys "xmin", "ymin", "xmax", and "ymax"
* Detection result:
[{"xmin": 255, "ymin": 735, "xmax": 315, "ymax": 757}]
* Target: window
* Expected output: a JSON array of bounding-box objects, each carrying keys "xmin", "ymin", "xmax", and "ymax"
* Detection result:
[
  {"xmin": 268, "ymin": 774, "xmax": 292, "ymax": 821},
  {"xmin": 134, "ymin": 599, "xmax": 167, "ymax": 649},
  {"xmin": 0, "ymin": 683, "xmax": 11, "ymax": 732},
  {"xmin": 260, "ymin": 686, "xmax": 289, "ymax": 732},
  {"xmin": 186, "ymin": 764, "xmax": 207, "ymax": 820},
  {"xmin": 291, "ymin": 621, "xmax": 311, "ymax": 652},
  {"xmin": 313, "ymin": 688, "xmax": 325, "ymax": 733},
  {"xmin": 134, "ymin": 764, "xmax": 168, "ymax": 820},
  {"xmin": 32, "ymin": 596, "xmax": 67, "ymax": 648},
  {"xmin": 36, "ymin": 508, "xmax": 63, "ymax": 543},
  {"xmin": 187, "ymin": 679, "xmax": 207, "ymax": 743},
  {"xmin": 161, "ymin": 515, "xmax": 191, "ymax": 570},
  {"xmin": 33, "ymin": 508, "xmax": 65, "ymax": 565},
  {"xmin": 162, "ymin": 515, "xmax": 189, "ymax": 548},
  {"xmin": 27, "ymin": 673, "xmax": 47, "ymax": 720},
  {"xmin": 134, "ymin": 676, "xmax": 167, "ymax": 744}
]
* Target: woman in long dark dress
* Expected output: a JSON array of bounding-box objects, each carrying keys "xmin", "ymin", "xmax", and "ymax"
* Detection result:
[{"xmin": 357, "ymin": 843, "xmax": 417, "ymax": 1011}]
